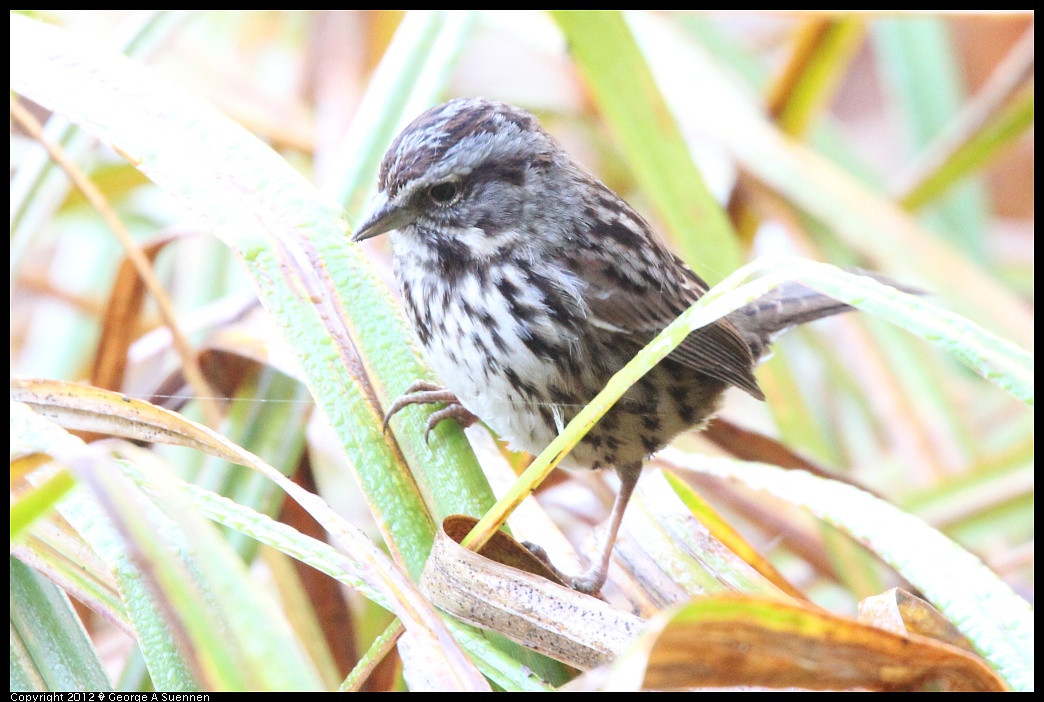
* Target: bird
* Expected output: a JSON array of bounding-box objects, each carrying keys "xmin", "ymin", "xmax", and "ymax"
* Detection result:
[{"xmin": 353, "ymin": 97, "xmax": 878, "ymax": 594}]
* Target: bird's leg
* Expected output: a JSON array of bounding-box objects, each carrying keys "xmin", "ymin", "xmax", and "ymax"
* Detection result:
[
  {"xmin": 525, "ymin": 462, "xmax": 642, "ymax": 595},
  {"xmin": 383, "ymin": 380, "xmax": 478, "ymax": 443}
]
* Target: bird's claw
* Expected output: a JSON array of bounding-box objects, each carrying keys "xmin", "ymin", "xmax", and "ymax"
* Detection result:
[
  {"xmin": 521, "ymin": 540, "xmax": 605, "ymax": 595},
  {"xmin": 383, "ymin": 380, "xmax": 477, "ymax": 442}
]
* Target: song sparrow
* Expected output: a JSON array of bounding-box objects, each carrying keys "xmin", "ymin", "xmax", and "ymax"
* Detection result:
[{"xmin": 354, "ymin": 98, "xmax": 863, "ymax": 594}]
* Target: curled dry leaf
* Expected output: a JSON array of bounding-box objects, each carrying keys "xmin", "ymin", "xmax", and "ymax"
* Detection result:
[{"xmin": 420, "ymin": 516, "xmax": 644, "ymax": 670}]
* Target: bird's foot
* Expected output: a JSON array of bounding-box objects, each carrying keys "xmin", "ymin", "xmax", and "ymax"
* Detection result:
[
  {"xmin": 521, "ymin": 541, "xmax": 607, "ymax": 595},
  {"xmin": 383, "ymin": 380, "xmax": 478, "ymax": 443}
]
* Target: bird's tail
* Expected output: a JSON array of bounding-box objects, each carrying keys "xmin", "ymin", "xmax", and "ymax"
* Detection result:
[{"xmin": 731, "ymin": 270, "xmax": 917, "ymax": 360}]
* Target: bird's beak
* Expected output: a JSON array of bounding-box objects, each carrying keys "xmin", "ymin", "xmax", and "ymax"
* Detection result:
[{"xmin": 351, "ymin": 192, "xmax": 414, "ymax": 242}]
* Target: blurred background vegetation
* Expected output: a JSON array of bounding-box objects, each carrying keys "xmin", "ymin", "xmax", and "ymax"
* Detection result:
[{"xmin": 10, "ymin": 10, "xmax": 1033, "ymax": 692}]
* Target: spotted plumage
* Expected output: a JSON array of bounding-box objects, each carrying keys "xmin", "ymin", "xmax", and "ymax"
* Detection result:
[{"xmin": 354, "ymin": 98, "xmax": 869, "ymax": 593}]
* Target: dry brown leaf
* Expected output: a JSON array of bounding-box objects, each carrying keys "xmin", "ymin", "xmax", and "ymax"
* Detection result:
[
  {"xmin": 634, "ymin": 596, "xmax": 1007, "ymax": 691},
  {"xmin": 421, "ymin": 516, "xmax": 644, "ymax": 670}
]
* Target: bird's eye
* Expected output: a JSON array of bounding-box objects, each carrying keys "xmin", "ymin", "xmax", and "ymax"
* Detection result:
[{"xmin": 428, "ymin": 181, "xmax": 459, "ymax": 205}]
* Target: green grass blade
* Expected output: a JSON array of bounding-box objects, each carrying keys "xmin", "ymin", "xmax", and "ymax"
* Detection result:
[
  {"xmin": 10, "ymin": 556, "xmax": 114, "ymax": 692},
  {"xmin": 326, "ymin": 11, "xmax": 476, "ymax": 211},
  {"xmin": 899, "ymin": 85, "xmax": 1033, "ymax": 212},
  {"xmin": 873, "ymin": 18, "xmax": 987, "ymax": 253},
  {"xmin": 550, "ymin": 10, "xmax": 743, "ymax": 282}
]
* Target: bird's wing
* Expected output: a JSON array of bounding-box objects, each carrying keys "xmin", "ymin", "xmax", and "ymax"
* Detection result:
[{"xmin": 559, "ymin": 221, "xmax": 764, "ymax": 400}]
